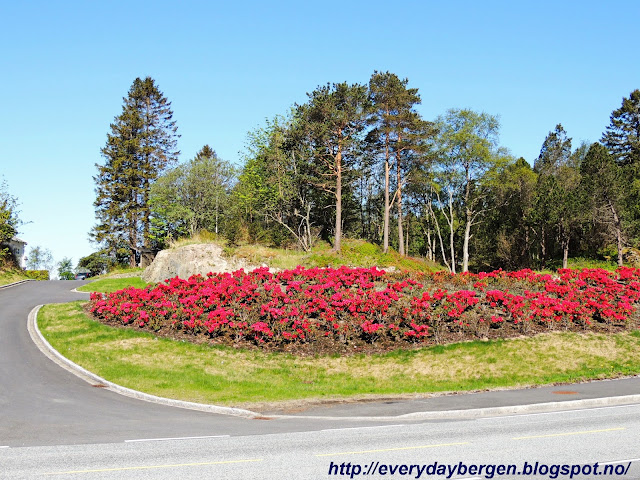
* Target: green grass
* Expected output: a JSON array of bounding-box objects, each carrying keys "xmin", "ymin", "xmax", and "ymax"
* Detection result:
[
  {"xmin": 77, "ymin": 277, "xmax": 150, "ymax": 293},
  {"xmin": 0, "ymin": 267, "xmax": 31, "ymax": 286},
  {"xmin": 96, "ymin": 267, "xmax": 145, "ymax": 278},
  {"xmin": 39, "ymin": 302, "xmax": 640, "ymax": 408},
  {"xmin": 544, "ymin": 257, "xmax": 620, "ymax": 272},
  {"xmin": 224, "ymin": 239, "xmax": 441, "ymax": 273}
]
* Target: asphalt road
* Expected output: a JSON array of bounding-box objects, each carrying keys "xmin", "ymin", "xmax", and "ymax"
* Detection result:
[
  {"xmin": 2, "ymin": 281, "xmax": 640, "ymax": 479},
  {"xmin": 3, "ymin": 403, "xmax": 640, "ymax": 479}
]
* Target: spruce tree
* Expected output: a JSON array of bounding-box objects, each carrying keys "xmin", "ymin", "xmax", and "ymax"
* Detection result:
[
  {"xmin": 602, "ymin": 89, "xmax": 640, "ymax": 166},
  {"xmin": 92, "ymin": 77, "xmax": 179, "ymax": 267}
]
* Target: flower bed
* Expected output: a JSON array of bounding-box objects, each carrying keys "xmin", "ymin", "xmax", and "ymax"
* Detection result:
[{"xmin": 88, "ymin": 266, "xmax": 640, "ymax": 354}]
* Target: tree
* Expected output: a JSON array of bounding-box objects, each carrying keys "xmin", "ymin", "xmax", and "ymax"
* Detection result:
[
  {"xmin": 150, "ymin": 145, "xmax": 235, "ymax": 245},
  {"xmin": 233, "ymin": 115, "xmax": 321, "ymax": 250},
  {"xmin": 602, "ymin": 89, "xmax": 640, "ymax": 166},
  {"xmin": 433, "ymin": 109, "xmax": 506, "ymax": 272},
  {"xmin": 0, "ymin": 179, "xmax": 21, "ymax": 264},
  {"xmin": 26, "ymin": 246, "xmax": 53, "ymax": 271},
  {"xmin": 580, "ymin": 142, "xmax": 627, "ymax": 266},
  {"xmin": 296, "ymin": 82, "xmax": 370, "ymax": 252},
  {"xmin": 57, "ymin": 257, "xmax": 75, "ymax": 280},
  {"xmin": 476, "ymin": 158, "xmax": 537, "ymax": 270},
  {"xmin": 368, "ymin": 71, "xmax": 434, "ymax": 255},
  {"xmin": 92, "ymin": 77, "xmax": 179, "ymax": 267},
  {"xmin": 77, "ymin": 252, "xmax": 110, "ymax": 277},
  {"xmin": 602, "ymin": 90, "xmax": 640, "ymax": 242},
  {"xmin": 532, "ymin": 124, "xmax": 582, "ymax": 268}
]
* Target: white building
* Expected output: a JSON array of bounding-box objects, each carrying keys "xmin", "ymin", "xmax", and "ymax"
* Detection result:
[{"xmin": 6, "ymin": 237, "xmax": 27, "ymax": 269}]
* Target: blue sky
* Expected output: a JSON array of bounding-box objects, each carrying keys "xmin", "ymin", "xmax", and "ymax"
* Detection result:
[{"xmin": 1, "ymin": 0, "xmax": 638, "ymax": 271}]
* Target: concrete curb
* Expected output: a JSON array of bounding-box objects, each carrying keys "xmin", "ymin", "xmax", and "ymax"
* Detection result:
[
  {"xmin": 28, "ymin": 305, "xmax": 260, "ymax": 419},
  {"xmin": 0, "ymin": 279, "xmax": 33, "ymax": 289},
  {"xmin": 28, "ymin": 305, "xmax": 640, "ymax": 422},
  {"xmin": 269, "ymin": 395, "xmax": 640, "ymax": 421}
]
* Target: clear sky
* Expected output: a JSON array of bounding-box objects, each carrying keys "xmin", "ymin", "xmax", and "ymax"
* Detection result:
[{"xmin": 1, "ymin": 0, "xmax": 638, "ymax": 272}]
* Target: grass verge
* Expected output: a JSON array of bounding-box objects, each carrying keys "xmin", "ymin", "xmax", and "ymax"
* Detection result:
[
  {"xmin": 39, "ymin": 302, "xmax": 640, "ymax": 408},
  {"xmin": 0, "ymin": 268, "xmax": 30, "ymax": 286},
  {"xmin": 77, "ymin": 277, "xmax": 150, "ymax": 293}
]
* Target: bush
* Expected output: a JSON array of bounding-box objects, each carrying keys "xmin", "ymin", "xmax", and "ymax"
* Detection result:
[{"xmin": 25, "ymin": 270, "xmax": 49, "ymax": 281}]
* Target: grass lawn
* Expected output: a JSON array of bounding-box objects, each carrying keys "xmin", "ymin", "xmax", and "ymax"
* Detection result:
[
  {"xmin": 39, "ymin": 301, "xmax": 640, "ymax": 408},
  {"xmin": 0, "ymin": 268, "xmax": 30, "ymax": 286},
  {"xmin": 77, "ymin": 277, "xmax": 150, "ymax": 293}
]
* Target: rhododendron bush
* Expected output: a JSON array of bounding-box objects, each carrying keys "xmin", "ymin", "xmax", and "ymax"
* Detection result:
[{"xmin": 88, "ymin": 266, "xmax": 640, "ymax": 353}]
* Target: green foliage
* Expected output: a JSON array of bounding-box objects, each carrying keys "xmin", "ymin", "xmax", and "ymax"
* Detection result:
[
  {"xmin": 57, "ymin": 257, "xmax": 75, "ymax": 280},
  {"xmin": 602, "ymin": 89, "xmax": 640, "ymax": 166},
  {"xmin": 0, "ymin": 179, "xmax": 21, "ymax": 263},
  {"xmin": 25, "ymin": 270, "xmax": 50, "ymax": 280},
  {"xmin": 150, "ymin": 145, "xmax": 235, "ymax": 247},
  {"xmin": 77, "ymin": 252, "xmax": 110, "ymax": 277},
  {"xmin": 296, "ymin": 82, "xmax": 370, "ymax": 252},
  {"xmin": 92, "ymin": 77, "xmax": 179, "ymax": 267},
  {"xmin": 26, "ymin": 246, "xmax": 53, "ymax": 271}
]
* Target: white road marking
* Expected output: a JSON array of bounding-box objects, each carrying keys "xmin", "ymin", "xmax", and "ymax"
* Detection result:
[
  {"xmin": 477, "ymin": 403, "xmax": 640, "ymax": 420},
  {"xmin": 600, "ymin": 458, "xmax": 640, "ymax": 465},
  {"xmin": 0, "ymin": 446, "xmax": 9, "ymax": 449},
  {"xmin": 125, "ymin": 435, "xmax": 230, "ymax": 443}
]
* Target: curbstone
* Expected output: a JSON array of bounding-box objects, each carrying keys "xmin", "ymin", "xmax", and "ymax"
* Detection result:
[
  {"xmin": 28, "ymin": 305, "xmax": 261, "ymax": 419},
  {"xmin": 0, "ymin": 279, "xmax": 33, "ymax": 290}
]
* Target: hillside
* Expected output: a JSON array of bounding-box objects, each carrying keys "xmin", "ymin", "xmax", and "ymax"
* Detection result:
[{"xmin": 142, "ymin": 239, "xmax": 441, "ymax": 283}]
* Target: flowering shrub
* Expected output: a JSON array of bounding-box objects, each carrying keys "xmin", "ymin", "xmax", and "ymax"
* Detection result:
[{"xmin": 88, "ymin": 266, "xmax": 640, "ymax": 352}]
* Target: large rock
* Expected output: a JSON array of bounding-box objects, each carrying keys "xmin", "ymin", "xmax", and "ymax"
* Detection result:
[{"xmin": 142, "ymin": 244, "xmax": 260, "ymax": 284}]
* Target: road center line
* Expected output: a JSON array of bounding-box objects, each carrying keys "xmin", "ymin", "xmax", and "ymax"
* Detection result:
[
  {"xmin": 321, "ymin": 425, "xmax": 405, "ymax": 432},
  {"xmin": 513, "ymin": 427, "xmax": 625, "ymax": 440},
  {"xmin": 124, "ymin": 435, "xmax": 230, "ymax": 443},
  {"xmin": 315, "ymin": 442, "xmax": 469, "ymax": 457},
  {"xmin": 44, "ymin": 458, "xmax": 263, "ymax": 475}
]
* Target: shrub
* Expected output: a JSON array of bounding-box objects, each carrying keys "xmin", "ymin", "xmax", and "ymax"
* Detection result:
[{"xmin": 25, "ymin": 270, "xmax": 49, "ymax": 281}]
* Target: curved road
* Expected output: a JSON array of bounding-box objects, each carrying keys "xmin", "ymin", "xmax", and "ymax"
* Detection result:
[
  {"xmin": 2, "ymin": 281, "xmax": 640, "ymax": 478},
  {"xmin": 0, "ymin": 281, "xmax": 351, "ymax": 447}
]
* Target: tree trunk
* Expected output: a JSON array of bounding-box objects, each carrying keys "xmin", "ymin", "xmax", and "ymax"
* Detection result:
[
  {"xmin": 383, "ymin": 159, "xmax": 390, "ymax": 253},
  {"xmin": 448, "ymin": 188, "xmax": 456, "ymax": 274},
  {"xmin": 540, "ymin": 226, "xmax": 547, "ymax": 269},
  {"xmin": 397, "ymin": 152, "xmax": 405, "ymax": 256},
  {"xmin": 610, "ymin": 203, "xmax": 624, "ymax": 266},
  {"xmin": 334, "ymin": 147, "xmax": 342, "ymax": 253},
  {"xmin": 428, "ymin": 200, "xmax": 450, "ymax": 272},
  {"xmin": 462, "ymin": 211, "xmax": 471, "ymax": 273},
  {"xmin": 405, "ymin": 213, "xmax": 410, "ymax": 255},
  {"xmin": 462, "ymin": 169, "xmax": 472, "ymax": 272},
  {"xmin": 562, "ymin": 237, "xmax": 569, "ymax": 269}
]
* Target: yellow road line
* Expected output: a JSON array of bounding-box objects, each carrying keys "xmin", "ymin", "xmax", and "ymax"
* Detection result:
[
  {"xmin": 44, "ymin": 458, "xmax": 263, "ymax": 475},
  {"xmin": 513, "ymin": 427, "xmax": 625, "ymax": 440},
  {"xmin": 315, "ymin": 442, "xmax": 469, "ymax": 457}
]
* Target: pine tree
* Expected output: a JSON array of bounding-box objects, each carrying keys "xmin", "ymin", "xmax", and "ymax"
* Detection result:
[
  {"xmin": 368, "ymin": 71, "xmax": 433, "ymax": 256},
  {"xmin": 92, "ymin": 77, "xmax": 179, "ymax": 267},
  {"xmin": 602, "ymin": 89, "xmax": 640, "ymax": 166},
  {"xmin": 296, "ymin": 82, "xmax": 369, "ymax": 252}
]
